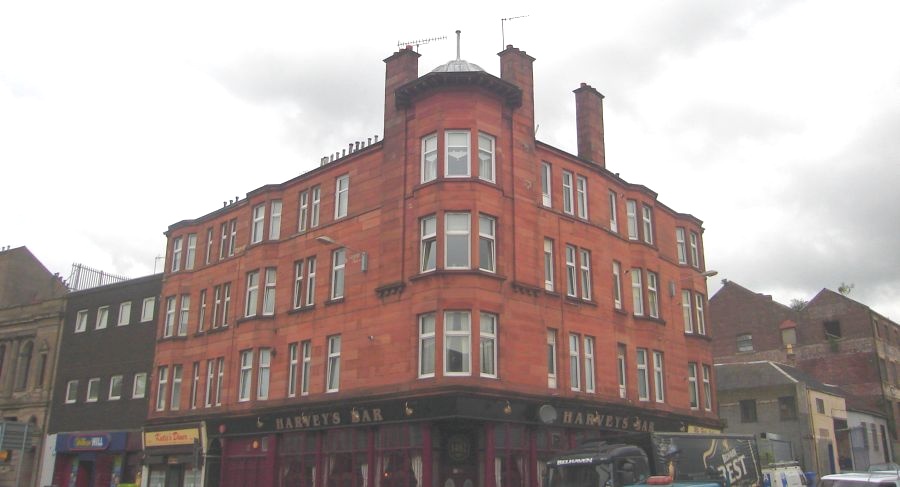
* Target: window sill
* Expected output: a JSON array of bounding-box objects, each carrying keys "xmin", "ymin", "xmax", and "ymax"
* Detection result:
[
  {"xmin": 564, "ymin": 296, "xmax": 597, "ymax": 307},
  {"xmin": 613, "ymin": 307, "xmax": 628, "ymax": 316},
  {"xmin": 158, "ymin": 335, "xmax": 189, "ymax": 343},
  {"xmin": 409, "ymin": 269, "xmax": 506, "ymax": 282},
  {"xmin": 287, "ymin": 305, "xmax": 316, "ymax": 315},
  {"xmin": 325, "ymin": 297, "xmax": 345, "ymax": 306},
  {"xmin": 196, "ymin": 325, "xmax": 230, "ymax": 336},
  {"xmin": 685, "ymin": 332, "xmax": 712, "ymax": 341},
  {"xmin": 633, "ymin": 315, "xmax": 666, "ymax": 326},
  {"xmin": 236, "ymin": 314, "xmax": 276, "ymax": 326}
]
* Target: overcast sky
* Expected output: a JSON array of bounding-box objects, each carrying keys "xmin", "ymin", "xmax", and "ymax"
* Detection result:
[{"xmin": 2, "ymin": 0, "xmax": 898, "ymax": 320}]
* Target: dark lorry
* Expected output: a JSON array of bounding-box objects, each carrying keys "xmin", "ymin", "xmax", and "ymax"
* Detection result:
[{"xmin": 545, "ymin": 432, "xmax": 762, "ymax": 487}]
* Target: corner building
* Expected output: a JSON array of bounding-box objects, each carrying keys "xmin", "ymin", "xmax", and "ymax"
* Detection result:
[{"xmin": 149, "ymin": 45, "xmax": 720, "ymax": 487}]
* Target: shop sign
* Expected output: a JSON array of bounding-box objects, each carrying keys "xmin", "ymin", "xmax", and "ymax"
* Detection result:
[
  {"xmin": 69, "ymin": 434, "xmax": 110, "ymax": 451},
  {"xmin": 274, "ymin": 407, "xmax": 384, "ymax": 432},
  {"xmin": 559, "ymin": 409, "xmax": 657, "ymax": 432},
  {"xmin": 144, "ymin": 428, "xmax": 199, "ymax": 448}
]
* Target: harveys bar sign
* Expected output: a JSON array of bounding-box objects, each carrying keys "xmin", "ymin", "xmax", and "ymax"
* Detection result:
[
  {"xmin": 144, "ymin": 428, "xmax": 200, "ymax": 448},
  {"xmin": 560, "ymin": 409, "xmax": 656, "ymax": 432},
  {"xmin": 275, "ymin": 407, "xmax": 385, "ymax": 431}
]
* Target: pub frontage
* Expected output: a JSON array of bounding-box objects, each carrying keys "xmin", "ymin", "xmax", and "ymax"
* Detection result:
[{"xmin": 203, "ymin": 390, "xmax": 722, "ymax": 487}]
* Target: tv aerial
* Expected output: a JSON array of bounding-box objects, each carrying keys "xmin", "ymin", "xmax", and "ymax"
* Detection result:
[
  {"xmin": 501, "ymin": 14, "xmax": 529, "ymax": 49},
  {"xmin": 397, "ymin": 35, "xmax": 447, "ymax": 52}
]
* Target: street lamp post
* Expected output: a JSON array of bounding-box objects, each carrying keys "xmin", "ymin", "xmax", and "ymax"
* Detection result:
[{"xmin": 315, "ymin": 235, "xmax": 368, "ymax": 272}]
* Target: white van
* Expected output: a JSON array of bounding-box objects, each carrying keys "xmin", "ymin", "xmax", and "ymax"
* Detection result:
[{"xmin": 763, "ymin": 462, "xmax": 809, "ymax": 487}]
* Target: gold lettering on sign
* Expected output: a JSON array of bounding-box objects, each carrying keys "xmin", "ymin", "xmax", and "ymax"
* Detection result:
[{"xmin": 274, "ymin": 408, "xmax": 380, "ymax": 431}]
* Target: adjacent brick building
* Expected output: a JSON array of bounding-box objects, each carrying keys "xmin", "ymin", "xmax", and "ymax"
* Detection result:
[
  {"xmin": 148, "ymin": 44, "xmax": 719, "ymax": 487},
  {"xmin": 0, "ymin": 246, "xmax": 68, "ymax": 487},
  {"xmin": 710, "ymin": 280, "xmax": 900, "ymax": 459},
  {"xmin": 46, "ymin": 273, "xmax": 161, "ymax": 487}
]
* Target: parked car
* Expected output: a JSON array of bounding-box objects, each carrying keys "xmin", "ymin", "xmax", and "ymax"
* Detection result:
[{"xmin": 819, "ymin": 471, "xmax": 900, "ymax": 487}]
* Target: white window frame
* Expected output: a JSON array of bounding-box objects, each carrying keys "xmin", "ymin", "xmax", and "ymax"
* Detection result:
[
  {"xmin": 688, "ymin": 363, "xmax": 699, "ymax": 409},
  {"xmin": 334, "ymin": 174, "xmax": 349, "ymax": 219},
  {"xmin": 544, "ymin": 238, "xmax": 555, "ymax": 292},
  {"xmin": 185, "ymin": 233, "xmax": 197, "ymax": 270},
  {"xmin": 251, "ymin": 204, "xmax": 265, "ymax": 244},
  {"xmin": 288, "ymin": 343, "xmax": 298, "ymax": 397},
  {"xmin": 326, "ymin": 335, "xmax": 341, "ymax": 392},
  {"xmin": 257, "ymin": 348, "xmax": 271, "ymax": 400},
  {"xmin": 647, "ymin": 271, "xmax": 659, "ymax": 319},
  {"xmin": 245, "ymin": 270, "xmax": 259, "ymax": 317},
  {"xmin": 548, "ymin": 329, "xmax": 558, "ymax": 389},
  {"xmin": 565, "ymin": 245, "xmax": 577, "ymax": 298},
  {"xmin": 608, "ymin": 190, "xmax": 618, "ymax": 233},
  {"xmin": 65, "ymin": 380, "xmax": 78, "ymax": 403},
  {"xmin": 228, "ymin": 219, "xmax": 237, "ymax": 256},
  {"xmin": 155, "ymin": 367, "xmax": 168, "ymax": 411},
  {"xmin": 695, "ymin": 293, "xmax": 707, "ymax": 335},
  {"xmin": 579, "ymin": 249, "xmax": 592, "ymax": 301},
  {"xmin": 141, "ymin": 297, "xmax": 155, "ymax": 322},
  {"xmin": 86, "ymin": 377, "xmax": 100, "ymax": 403},
  {"xmin": 642, "ymin": 205, "xmax": 654, "ymax": 244},
  {"xmin": 190, "ymin": 362, "xmax": 200, "ymax": 409},
  {"xmin": 118, "ymin": 301, "xmax": 131, "ymax": 326},
  {"xmin": 221, "ymin": 283, "xmax": 231, "ymax": 327},
  {"xmin": 576, "ymin": 174, "xmax": 588, "ymax": 219},
  {"xmin": 445, "ymin": 212, "xmax": 471, "ymax": 269},
  {"xmin": 675, "ymin": 228, "xmax": 687, "ymax": 264},
  {"xmin": 569, "ymin": 333, "xmax": 581, "ymax": 391},
  {"xmin": 269, "ymin": 200, "xmax": 282, "ymax": 240},
  {"xmin": 301, "ymin": 340, "xmax": 311, "ymax": 396},
  {"xmin": 612, "ymin": 261, "xmax": 622, "ymax": 310},
  {"xmin": 478, "ymin": 214, "xmax": 496, "ymax": 273},
  {"xmin": 617, "ymin": 344, "xmax": 627, "ymax": 398},
  {"xmin": 444, "ymin": 311, "xmax": 471, "ymax": 376},
  {"xmin": 445, "ymin": 130, "xmax": 471, "ymax": 178},
  {"xmin": 682, "ymin": 290, "xmax": 694, "ymax": 333},
  {"xmin": 310, "ymin": 186, "xmax": 321, "ymax": 228},
  {"xmin": 421, "ymin": 215, "xmax": 437, "ymax": 273},
  {"xmin": 95, "ymin": 305, "xmax": 109, "ymax": 330},
  {"xmin": 238, "ymin": 350, "xmax": 253, "ymax": 402},
  {"xmin": 480, "ymin": 313, "xmax": 497, "ymax": 378},
  {"xmin": 205, "ymin": 227, "xmax": 213, "ymax": 265},
  {"xmin": 298, "ymin": 190, "xmax": 309, "ymax": 232},
  {"xmin": 562, "ymin": 171, "xmax": 574, "ymax": 215},
  {"xmin": 626, "ymin": 200, "xmax": 638, "ymax": 240},
  {"xmin": 653, "ymin": 351, "xmax": 665, "ymax": 403},
  {"xmin": 702, "ymin": 364, "xmax": 713, "ymax": 410},
  {"xmin": 171, "ymin": 236, "xmax": 183, "ymax": 272},
  {"xmin": 636, "ymin": 349, "xmax": 649, "ymax": 401},
  {"xmin": 170, "ymin": 364, "xmax": 182, "ymax": 410},
  {"xmin": 478, "ymin": 132, "xmax": 495, "ymax": 183},
  {"xmin": 177, "ymin": 294, "xmax": 190, "ymax": 336},
  {"xmin": 541, "ymin": 162, "xmax": 552, "ymax": 207},
  {"xmin": 305, "ymin": 257, "xmax": 316, "ymax": 306},
  {"xmin": 584, "ymin": 336, "xmax": 595, "ymax": 393},
  {"xmin": 293, "ymin": 260, "xmax": 305, "ymax": 309},
  {"xmin": 631, "ymin": 269, "xmax": 644, "ymax": 316},
  {"xmin": 263, "ymin": 267, "xmax": 276, "ymax": 315},
  {"xmin": 690, "ymin": 231, "xmax": 701, "ymax": 268},
  {"xmin": 422, "ymin": 134, "xmax": 438, "ymax": 182},
  {"xmin": 163, "ymin": 296, "xmax": 176, "ymax": 337},
  {"xmin": 205, "ymin": 360, "xmax": 215, "ymax": 407},
  {"xmin": 133, "ymin": 372, "xmax": 147, "ymax": 399},
  {"xmin": 215, "ymin": 357, "xmax": 224, "ymax": 406},
  {"xmin": 331, "ymin": 248, "xmax": 346, "ymax": 300},
  {"xmin": 109, "ymin": 375, "xmax": 124, "ymax": 401},
  {"xmin": 419, "ymin": 313, "xmax": 436, "ymax": 378},
  {"xmin": 198, "ymin": 290, "xmax": 207, "ymax": 332},
  {"xmin": 219, "ymin": 222, "xmax": 228, "ymax": 259}
]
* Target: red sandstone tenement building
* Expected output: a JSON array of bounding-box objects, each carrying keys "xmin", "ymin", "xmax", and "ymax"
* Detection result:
[{"xmin": 147, "ymin": 45, "xmax": 719, "ymax": 487}]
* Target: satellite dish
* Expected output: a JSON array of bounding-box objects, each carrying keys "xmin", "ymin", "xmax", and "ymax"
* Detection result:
[{"xmin": 538, "ymin": 404, "xmax": 558, "ymax": 424}]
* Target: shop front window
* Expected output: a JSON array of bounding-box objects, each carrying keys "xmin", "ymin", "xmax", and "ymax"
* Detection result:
[
  {"xmin": 280, "ymin": 433, "xmax": 318, "ymax": 487},
  {"xmin": 495, "ymin": 424, "xmax": 528, "ymax": 487},
  {"xmin": 324, "ymin": 429, "xmax": 369, "ymax": 487},
  {"xmin": 377, "ymin": 425, "xmax": 424, "ymax": 487}
]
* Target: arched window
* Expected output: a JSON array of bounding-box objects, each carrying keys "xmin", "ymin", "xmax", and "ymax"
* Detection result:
[{"xmin": 15, "ymin": 341, "xmax": 33, "ymax": 391}]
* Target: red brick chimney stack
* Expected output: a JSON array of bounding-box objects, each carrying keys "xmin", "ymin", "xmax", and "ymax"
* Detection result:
[
  {"xmin": 574, "ymin": 82, "xmax": 606, "ymax": 168},
  {"xmin": 383, "ymin": 46, "xmax": 420, "ymax": 134},
  {"xmin": 499, "ymin": 45, "xmax": 536, "ymax": 143}
]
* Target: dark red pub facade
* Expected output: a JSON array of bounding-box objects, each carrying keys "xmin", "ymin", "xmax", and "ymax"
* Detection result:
[{"xmin": 148, "ymin": 43, "xmax": 720, "ymax": 487}]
